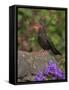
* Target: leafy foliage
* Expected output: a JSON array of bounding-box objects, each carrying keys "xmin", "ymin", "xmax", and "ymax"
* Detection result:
[{"xmin": 18, "ymin": 8, "xmax": 65, "ymax": 54}]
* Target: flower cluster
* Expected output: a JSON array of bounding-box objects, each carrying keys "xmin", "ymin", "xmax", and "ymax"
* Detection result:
[
  {"xmin": 35, "ymin": 71, "xmax": 45, "ymax": 81},
  {"xmin": 35, "ymin": 60, "xmax": 65, "ymax": 81},
  {"xmin": 44, "ymin": 60, "xmax": 65, "ymax": 80}
]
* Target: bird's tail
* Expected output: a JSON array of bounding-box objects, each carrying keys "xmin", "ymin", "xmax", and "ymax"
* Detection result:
[{"xmin": 51, "ymin": 47, "xmax": 62, "ymax": 55}]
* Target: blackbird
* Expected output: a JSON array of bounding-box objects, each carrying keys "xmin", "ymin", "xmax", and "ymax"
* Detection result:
[{"xmin": 33, "ymin": 18, "xmax": 61, "ymax": 55}]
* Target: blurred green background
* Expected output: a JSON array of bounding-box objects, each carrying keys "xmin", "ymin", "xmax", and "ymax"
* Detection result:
[{"xmin": 17, "ymin": 8, "xmax": 65, "ymax": 54}]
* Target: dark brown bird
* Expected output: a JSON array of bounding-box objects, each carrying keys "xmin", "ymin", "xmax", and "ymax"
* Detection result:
[{"xmin": 33, "ymin": 18, "xmax": 61, "ymax": 55}]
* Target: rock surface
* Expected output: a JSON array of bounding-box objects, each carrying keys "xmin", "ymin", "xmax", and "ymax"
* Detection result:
[{"xmin": 17, "ymin": 50, "xmax": 65, "ymax": 82}]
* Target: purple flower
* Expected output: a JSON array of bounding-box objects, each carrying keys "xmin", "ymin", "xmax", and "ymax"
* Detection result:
[
  {"xmin": 44, "ymin": 60, "xmax": 57, "ymax": 75},
  {"xmin": 35, "ymin": 71, "xmax": 45, "ymax": 81},
  {"xmin": 44, "ymin": 60, "xmax": 65, "ymax": 80},
  {"xmin": 55, "ymin": 68, "xmax": 65, "ymax": 79},
  {"xmin": 34, "ymin": 60, "xmax": 65, "ymax": 81}
]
